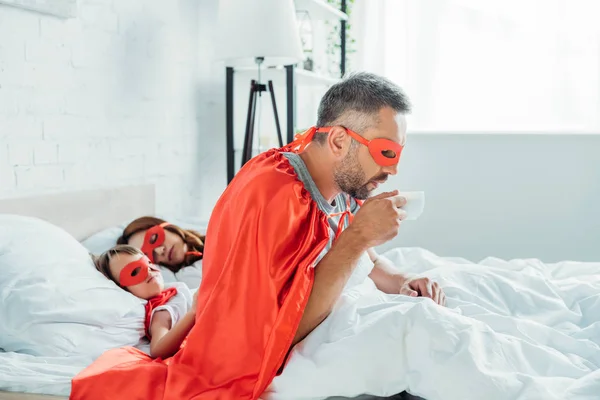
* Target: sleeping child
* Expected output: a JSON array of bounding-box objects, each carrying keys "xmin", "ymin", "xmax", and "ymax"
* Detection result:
[{"xmin": 92, "ymin": 244, "xmax": 196, "ymax": 359}]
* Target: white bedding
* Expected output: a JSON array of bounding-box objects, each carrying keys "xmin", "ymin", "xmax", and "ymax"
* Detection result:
[
  {"xmin": 2, "ymin": 247, "xmax": 599, "ymax": 399},
  {"xmin": 0, "ymin": 351, "xmax": 86, "ymax": 396},
  {"xmin": 266, "ymin": 248, "xmax": 600, "ymax": 400}
]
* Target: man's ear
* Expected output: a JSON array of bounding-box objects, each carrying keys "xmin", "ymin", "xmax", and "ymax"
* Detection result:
[{"xmin": 327, "ymin": 126, "xmax": 350, "ymax": 158}]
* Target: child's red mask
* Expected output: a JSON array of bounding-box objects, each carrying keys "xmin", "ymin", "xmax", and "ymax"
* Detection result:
[{"xmin": 120, "ymin": 256, "xmax": 152, "ymax": 287}]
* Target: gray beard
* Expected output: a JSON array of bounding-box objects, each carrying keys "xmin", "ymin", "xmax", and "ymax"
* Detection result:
[{"xmin": 333, "ymin": 147, "xmax": 371, "ymax": 200}]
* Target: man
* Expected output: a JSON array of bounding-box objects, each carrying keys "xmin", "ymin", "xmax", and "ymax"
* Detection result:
[
  {"xmin": 192, "ymin": 72, "xmax": 445, "ymax": 397},
  {"xmin": 70, "ymin": 72, "xmax": 445, "ymax": 400}
]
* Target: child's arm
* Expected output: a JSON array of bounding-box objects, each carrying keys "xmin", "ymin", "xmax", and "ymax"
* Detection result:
[{"xmin": 149, "ymin": 291, "xmax": 197, "ymax": 359}]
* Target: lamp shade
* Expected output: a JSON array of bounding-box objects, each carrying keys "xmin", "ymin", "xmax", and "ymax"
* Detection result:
[{"xmin": 214, "ymin": 0, "xmax": 304, "ymax": 68}]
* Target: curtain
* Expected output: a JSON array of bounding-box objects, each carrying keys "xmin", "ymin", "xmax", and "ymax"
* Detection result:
[{"xmin": 350, "ymin": 0, "xmax": 600, "ymax": 133}]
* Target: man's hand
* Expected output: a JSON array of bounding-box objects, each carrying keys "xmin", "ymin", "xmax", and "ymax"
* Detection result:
[
  {"xmin": 399, "ymin": 276, "xmax": 446, "ymax": 306},
  {"xmin": 349, "ymin": 190, "xmax": 407, "ymax": 248}
]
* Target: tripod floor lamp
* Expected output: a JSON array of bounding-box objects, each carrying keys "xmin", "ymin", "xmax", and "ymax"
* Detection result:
[
  {"xmin": 240, "ymin": 58, "xmax": 283, "ymax": 168},
  {"xmin": 215, "ymin": 0, "xmax": 304, "ymax": 184}
]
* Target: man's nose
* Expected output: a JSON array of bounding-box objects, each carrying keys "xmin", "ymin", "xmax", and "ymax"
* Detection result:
[{"xmin": 383, "ymin": 164, "xmax": 398, "ymax": 176}]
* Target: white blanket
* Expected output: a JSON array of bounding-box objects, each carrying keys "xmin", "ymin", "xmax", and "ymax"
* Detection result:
[
  {"xmin": 0, "ymin": 351, "xmax": 86, "ymax": 396},
  {"xmin": 2, "ymin": 247, "xmax": 599, "ymax": 399},
  {"xmin": 266, "ymin": 248, "xmax": 600, "ymax": 400}
]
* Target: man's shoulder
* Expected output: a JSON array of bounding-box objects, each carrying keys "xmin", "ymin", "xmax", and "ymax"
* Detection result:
[
  {"xmin": 222, "ymin": 150, "xmax": 313, "ymax": 208},
  {"xmin": 243, "ymin": 152, "xmax": 302, "ymax": 188},
  {"xmin": 207, "ymin": 150, "xmax": 328, "ymax": 243}
]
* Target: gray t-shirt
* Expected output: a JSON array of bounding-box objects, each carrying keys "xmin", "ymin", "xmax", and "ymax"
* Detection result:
[{"xmin": 282, "ymin": 152, "xmax": 360, "ymax": 260}]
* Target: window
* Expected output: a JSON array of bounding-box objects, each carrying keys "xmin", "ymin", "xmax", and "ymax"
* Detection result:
[{"xmin": 352, "ymin": 0, "xmax": 600, "ymax": 132}]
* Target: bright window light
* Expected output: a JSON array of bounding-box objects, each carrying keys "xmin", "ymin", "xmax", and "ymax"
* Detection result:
[{"xmin": 353, "ymin": 0, "xmax": 600, "ymax": 133}]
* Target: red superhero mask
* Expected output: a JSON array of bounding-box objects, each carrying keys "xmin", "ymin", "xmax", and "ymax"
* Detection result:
[
  {"xmin": 289, "ymin": 126, "xmax": 403, "ymax": 167},
  {"xmin": 317, "ymin": 126, "xmax": 403, "ymax": 166},
  {"xmin": 141, "ymin": 222, "xmax": 169, "ymax": 263},
  {"xmin": 140, "ymin": 222, "xmax": 203, "ymax": 263},
  {"xmin": 119, "ymin": 256, "xmax": 151, "ymax": 287}
]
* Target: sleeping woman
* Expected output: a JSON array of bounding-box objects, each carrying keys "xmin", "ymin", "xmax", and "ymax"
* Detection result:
[
  {"xmin": 93, "ymin": 244, "xmax": 197, "ymax": 359},
  {"xmin": 117, "ymin": 216, "xmax": 205, "ymax": 288}
]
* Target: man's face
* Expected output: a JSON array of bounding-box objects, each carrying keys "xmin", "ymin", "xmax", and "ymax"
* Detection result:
[{"xmin": 334, "ymin": 107, "xmax": 407, "ymax": 200}]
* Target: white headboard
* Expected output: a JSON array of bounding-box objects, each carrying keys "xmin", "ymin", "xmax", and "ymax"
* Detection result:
[{"xmin": 0, "ymin": 185, "xmax": 155, "ymax": 241}]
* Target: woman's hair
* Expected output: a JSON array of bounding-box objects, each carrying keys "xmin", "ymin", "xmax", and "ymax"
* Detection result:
[
  {"xmin": 116, "ymin": 216, "xmax": 205, "ymax": 273},
  {"xmin": 92, "ymin": 244, "xmax": 143, "ymax": 288}
]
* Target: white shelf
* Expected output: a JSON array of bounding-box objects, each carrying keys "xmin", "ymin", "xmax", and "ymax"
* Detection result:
[
  {"xmin": 235, "ymin": 67, "xmax": 340, "ymax": 87},
  {"xmin": 294, "ymin": 0, "xmax": 348, "ymax": 21}
]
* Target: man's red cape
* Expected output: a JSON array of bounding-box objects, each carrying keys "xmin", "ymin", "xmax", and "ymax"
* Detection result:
[{"xmin": 70, "ymin": 147, "xmax": 331, "ymax": 399}]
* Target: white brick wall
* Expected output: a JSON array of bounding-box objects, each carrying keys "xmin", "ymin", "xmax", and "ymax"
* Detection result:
[
  {"xmin": 33, "ymin": 141, "xmax": 58, "ymax": 164},
  {"xmin": 0, "ymin": 0, "xmax": 217, "ymax": 220},
  {"xmin": 194, "ymin": 0, "xmax": 227, "ymax": 219}
]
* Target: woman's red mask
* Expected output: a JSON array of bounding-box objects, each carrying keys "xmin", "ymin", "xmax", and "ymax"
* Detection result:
[
  {"xmin": 141, "ymin": 222, "xmax": 169, "ymax": 263},
  {"xmin": 140, "ymin": 222, "xmax": 203, "ymax": 263},
  {"xmin": 119, "ymin": 256, "xmax": 151, "ymax": 287}
]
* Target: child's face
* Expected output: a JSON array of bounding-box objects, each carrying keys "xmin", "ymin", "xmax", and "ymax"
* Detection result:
[{"xmin": 109, "ymin": 252, "xmax": 164, "ymax": 299}]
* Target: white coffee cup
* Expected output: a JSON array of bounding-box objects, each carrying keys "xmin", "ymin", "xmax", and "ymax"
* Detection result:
[{"xmin": 400, "ymin": 191, "xmax": 425, "ymax": 221}]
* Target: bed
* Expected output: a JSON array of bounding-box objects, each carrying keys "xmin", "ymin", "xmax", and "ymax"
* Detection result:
[
  {"xmin": 1, "ymin": 186, "xmax": 599, "ymax": 400},
  {"xmin": 0, "ymin": 186, "xmax": 422, "ymax": 400},
  {"xmin": 0, "ymin": 186, "xmax": 414, "ymax": 400}
]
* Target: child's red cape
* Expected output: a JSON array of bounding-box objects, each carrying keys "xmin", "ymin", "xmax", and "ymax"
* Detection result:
[{"xmin": 71, "ymin": 140, "xmax": 331, "ymax": 399}]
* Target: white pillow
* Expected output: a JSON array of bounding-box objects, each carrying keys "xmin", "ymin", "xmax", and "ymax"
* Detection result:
[
  {"xmin": 80, "ymin": 224, "xmax": 126, "ymax": 254},
  {"xmin": 170, "ymin": 261, "xmax": 203, "ymax": 290},
  {"xmin": 0, "ymin": 215, "xmax": 145, "ymax": 359},
  {"xmin": 81, "ymin": 216, "xmax": 208, "ymax": 254}
]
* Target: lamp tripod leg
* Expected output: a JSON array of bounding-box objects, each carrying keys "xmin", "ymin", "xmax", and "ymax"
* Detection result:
[
  {"xmin": 267, "ymin": 81, "xmax": 284, "ymax": 147},
  {"xmin": 241, "ymin": 80, "xmax": 258, "ymax": 168}
]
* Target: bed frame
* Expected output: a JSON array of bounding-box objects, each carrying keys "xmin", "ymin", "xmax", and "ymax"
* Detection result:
[
  {"xmin": 0, "ymin": 185, "xmax": 155, "ymax": 241},
  {"xmin": 0, "ymin": 185, "xmax": 155, "ymax": 399}
]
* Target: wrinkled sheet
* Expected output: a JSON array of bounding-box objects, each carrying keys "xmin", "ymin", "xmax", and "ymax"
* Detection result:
[{"xmin": 266, "ymin": 248, "xmax": 600, "ymax": 400}]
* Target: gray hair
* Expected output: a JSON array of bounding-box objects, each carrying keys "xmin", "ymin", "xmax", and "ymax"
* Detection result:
[{"xmin": 314, "ymin": 71, "xmax": 411, "ymax": 144}]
